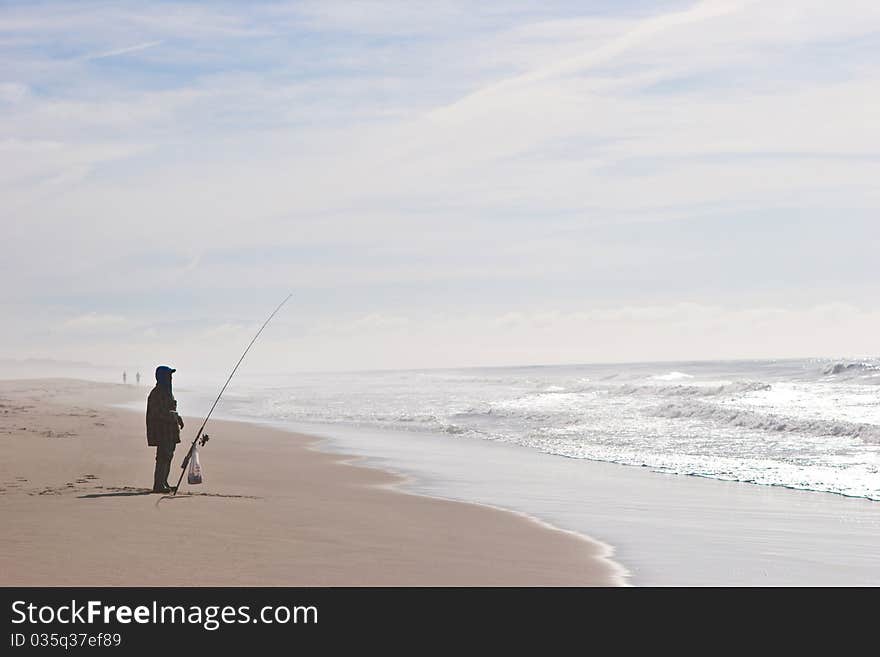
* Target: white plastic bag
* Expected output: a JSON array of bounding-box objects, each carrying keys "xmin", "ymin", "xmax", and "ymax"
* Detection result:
[{"xmin": 187, "ymin": 446, "xmax": 203, "ymax": 485}]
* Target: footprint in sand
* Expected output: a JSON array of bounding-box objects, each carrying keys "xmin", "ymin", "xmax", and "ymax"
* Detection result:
[
  {"xmin": 34, "ymin": 488, "xmax": 61, "ymax": 496},
  {"xmin": 41, "ymin": 430, "xmax": 76, "ymax": 438}
]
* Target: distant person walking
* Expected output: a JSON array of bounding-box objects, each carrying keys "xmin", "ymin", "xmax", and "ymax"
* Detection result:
[
  {"xmin": 146, "ymin": 366, "xmax": 184, "ymax": 494},
  {"xmin": 122, "ymin": 371, "xmax": 127, "ymax": 384},
  {"xmin": 136, "ymin": 371, "xmax": 141, "ymax": 386}
]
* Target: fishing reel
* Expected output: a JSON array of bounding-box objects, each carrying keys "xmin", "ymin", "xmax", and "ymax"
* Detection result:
[{"xmin": 199, "ymin": 433, "xmax": 210, "ymax": 447}]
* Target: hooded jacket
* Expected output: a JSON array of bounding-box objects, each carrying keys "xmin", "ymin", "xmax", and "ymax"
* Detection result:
[{"xmin": 146, "ymin": 368, "xmax": 181, "ymax": 447}]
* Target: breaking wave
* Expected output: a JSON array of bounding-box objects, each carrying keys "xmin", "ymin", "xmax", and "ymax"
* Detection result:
[
  {"xmin": 651, "ymin": 371, "xmax": 694, "ymax": 381},
  {"xmin": 822, "ymin": 361, "xmax": 880, "ymax": 376},
  {"xmin": 615, "ymin": 381, "xmax": 771, "ymax": 398},
  {"xmin": 652, "ymin": 401, "xmax": 880, "ymax": 442}
]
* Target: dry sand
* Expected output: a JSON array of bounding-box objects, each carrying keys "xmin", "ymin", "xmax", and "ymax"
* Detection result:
[{"xmin": 0, "ymin": 379, "xmax": 619, "ymax": 586}]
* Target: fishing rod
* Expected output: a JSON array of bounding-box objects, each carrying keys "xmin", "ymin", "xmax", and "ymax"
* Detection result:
[{"xmin": 172, "ymin": 293, "xmax": 292, "ymax": 496}]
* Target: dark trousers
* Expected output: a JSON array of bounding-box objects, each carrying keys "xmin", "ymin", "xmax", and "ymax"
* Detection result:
[{"xmin": 153, "ymin": 440, "xmax": 176, "ymax": 490}]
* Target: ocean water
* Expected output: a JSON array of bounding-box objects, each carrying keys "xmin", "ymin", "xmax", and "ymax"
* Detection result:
[{"xmin": 210, "ymin": 358, "xmax": 880, "ymax": 502}]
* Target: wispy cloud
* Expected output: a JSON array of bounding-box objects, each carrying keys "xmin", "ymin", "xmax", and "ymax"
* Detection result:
[
  {"xmin": 426, "ymin": 0, "xmax": 749, "ymax": 122},
  {"xmin": 82, "ymin": 40, "xmax": 163, "ymax": 61},
  {"xmin": 62, "ymin": 313, "xmax": 129, "ymax": 331}
]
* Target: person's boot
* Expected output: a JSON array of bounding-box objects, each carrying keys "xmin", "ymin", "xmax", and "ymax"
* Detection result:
[
  {"xmin": 153, "ymin": 461, "xmax": 169, "ymax": 493},
  {"xmin": 161, "ymin": 460, "xmax": 173, "ymax": 492}
]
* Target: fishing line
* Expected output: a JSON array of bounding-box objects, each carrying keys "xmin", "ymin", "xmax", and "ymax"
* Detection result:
[{"xmin": 170, "ymin": 293, "xmax": 292, "ymax": 496}]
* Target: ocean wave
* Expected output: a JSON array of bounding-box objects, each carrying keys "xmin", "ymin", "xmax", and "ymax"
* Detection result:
[
  {"xmin": 441, "ymin": 424, "xmax": 468, "ymax": 435},
  {"xmin": 651, "ymin": 371, "xmax": 694, "ymax": 381},
  {"xmin": 449, "ymin": 408, "xmax": 494, "ymax": 422},
  {"xmin": 651, "ymin": 401, "xmax": 880, "ymax": 442},
  {"xmin": 822, "ymin": 361, "xmax": 880, "ymax": 376},
  {"xmin": 390, "ymin": 413, "xmax": 440, "ymax": 424},
  {"xmin": 616, "ymin": 381, "xmax": 771, "ymax": 398}
]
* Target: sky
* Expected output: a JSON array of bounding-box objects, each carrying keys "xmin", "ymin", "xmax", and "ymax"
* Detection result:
[{"xmin": 2, "ymin": 0, "xmax": 879, "ymax": 375}]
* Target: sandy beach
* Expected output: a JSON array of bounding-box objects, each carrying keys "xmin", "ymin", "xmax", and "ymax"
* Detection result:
[{"xmin": 0, "ymin": 379, "xmax": 620, "ymax": 586}]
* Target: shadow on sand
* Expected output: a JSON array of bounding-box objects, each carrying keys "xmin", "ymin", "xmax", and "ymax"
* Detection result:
[
  {"xmin": 75, "ymin": 486, "xmax": 260, "ymax": 503},
  {"xmin": 153, "ymin": 491, "xmax": 261, "ymax": 507},
  {"xmin": 78, "ymin": 489, "xmax": 154, "ymax": 499}
]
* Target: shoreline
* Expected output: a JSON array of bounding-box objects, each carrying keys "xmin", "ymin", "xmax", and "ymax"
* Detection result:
[
  {"xmin": 213, "ymin": 417, "xmax": 631, "ymax": 584},
  {"xmin": 282, "ymin": 421, "xmax": 880, "ymax": 586},
  {"xmin": 0, "ymin": 378, "xmax": 622, "ymax": 586},
  {"xmin": 298, "ymin": 438, "xmax": 630, "ymax": 584}
]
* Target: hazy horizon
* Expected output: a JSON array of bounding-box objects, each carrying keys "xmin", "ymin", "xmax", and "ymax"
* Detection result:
[
  {"xmin": 3, "ymin": 1, "xmax": 879, "ymax": 372},
  {"xmin": 1, "ymin": 352, "xmax": 877, "ymax": 382}
]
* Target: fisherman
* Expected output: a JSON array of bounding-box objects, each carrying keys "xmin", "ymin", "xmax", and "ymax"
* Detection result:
[{"xmin": 146, "ymin": 366, "xmax": 184, "ymax": 493}]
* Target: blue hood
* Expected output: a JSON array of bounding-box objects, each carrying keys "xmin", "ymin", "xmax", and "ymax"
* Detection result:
[{"xmin": 155, "ymin": 365, "xmax": 176, "ymax": 396}]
